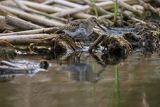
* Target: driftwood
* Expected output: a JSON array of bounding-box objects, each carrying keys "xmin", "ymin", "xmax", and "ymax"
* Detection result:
[
  {"xmin": 0, "ymin": 5, "xmax": 64, "ymax": 27},
  {"xmin": 43, "ymin": 0, "xmax": 82, "ymax": 7},
  {"xmin": 119, "ymin": 1, "xmax": 142, "ymax": 15},
  {"xmin": 52, "ymin": 0, "xmax": 138, "ymax": 17},
  {"xmin": 0, "ymin": 27, "xmax": 59, "ymax": 36},
  {"xmin": 0, "ymin": 16, "xmax": 6, "ymax": 31},
  {"xmin": 42, "ymin": 0, "xmax": 94, "ymax": 19},
  {"xmin": 19, "ymin": 0, "xmax": 93, "ymax": 18},
  {"xmin": 0, "ymin": 34, "xmax": 53, "ymax": 45},
  {"xmin": 5, "ymin": 15, "xmax": 42, "ymax": 30},
  {"xmin": 13, "ymin": 0, "xmax": 66, "ymax": 22}
]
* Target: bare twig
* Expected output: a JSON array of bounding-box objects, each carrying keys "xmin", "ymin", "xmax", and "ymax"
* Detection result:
[
  {"xmin": 139, "ymin": 0, "xmax": 160, "ymax": 16},
  {"xmin": 0, "ymin": 27, "xmax": 59, "ymax": 36},
  {"xmin": 5, "ymin": 15, "xmax": 42, "ymax": 30},
  {"xmin": 13, "ymin": 0, "xmax": 67, "ymax": 22},
  {"xmin": 89, "ymin": 34, "xmax": 105, "ymax": 53},
  {"xmin": 0, "ymin": 5, "xmax": 64, "ymax": 27},
  {"xmin": 20, "ymin": 0, "xmax": 93, "ymax": 18},
  {"xmin": 43, "ymin": 0, "xmax": 82, "ymax": 8},
  {"xmin": 0, "ymin": 16, "xmax": 6, "ymax": 31},
  {"xmin": 0, "ymin": 34, "xmax": 56, "ymax": 45},
  {"xmin": 119, "ymin": 1, "xmax": 142, "ymax": 15},
  {"xmin": 53, "ymin": 0, "xmax": 138, "ymax": 17}
]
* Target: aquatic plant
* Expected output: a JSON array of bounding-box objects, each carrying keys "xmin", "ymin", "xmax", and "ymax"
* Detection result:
[
  {"xmin": 114, "ymin": 0, "xmax": 119, "ymax": 25},
  {"xmin": 115, "ymin": 65, "xmax": 121, "ymax": 107}
]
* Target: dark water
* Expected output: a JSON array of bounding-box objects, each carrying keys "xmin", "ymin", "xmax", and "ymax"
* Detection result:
[{"xmin": 0, "ymin": 52, "xmax": 160, "ymax": 107}]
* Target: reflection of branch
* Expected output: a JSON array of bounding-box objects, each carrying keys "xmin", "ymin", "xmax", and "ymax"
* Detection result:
[
  {"xmin": 60, "ymin": 51, "xmax": 82, "ymax": 64},
  {"xmin": 90, "ymin": 53, "xmax": 106, "ymax": 67},
  {"xmin": 93, "ymin": 67, "xmax": 106, "ymax": 83},
  {"xmin": 142, "ymin": 92, "xmax": 149, "ymax": 107},
  {"xmin": 1, "ymin": 60, "xmax": 20, "ymax": 68},
  {"xmin": 0, "ymin": 60, "xmax": 48, "ymax": 81},
  {"xmin": 89, "ymin": 53, "xmax": 107, "ymax": 83}
]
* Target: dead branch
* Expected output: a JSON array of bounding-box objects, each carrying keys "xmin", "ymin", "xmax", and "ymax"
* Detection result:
[
  {"xmin": 0, "ymin": 27, "xmax": 59, "ymax": 36},
  {"xmin": 0, "ymin": 34, "xmax": 56, "ymax": 45},
  {"xmin": 5, "ymin": 15, "xmax": 42, "ymax": 30},
  {"xmin": 0, "ymin": 4, "xmax": 64, "ymax": 27}
]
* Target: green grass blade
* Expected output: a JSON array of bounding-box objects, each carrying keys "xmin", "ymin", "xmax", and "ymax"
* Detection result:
[
  {"xmin": 115, "ymin": 65, "xmax": 121, "ymax": 107},
  {"xmin": 114, "ymin": 0, "xmax": 119, "ymax": 25}
]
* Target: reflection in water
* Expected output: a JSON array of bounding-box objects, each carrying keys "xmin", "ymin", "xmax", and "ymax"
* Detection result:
[
  {"xmin": 91, "ymin": 52, "xmax": 127, "ymax": 66},
  {"xmin": 64, "ymin": 52, "xmax": 105, "ymax": 82},
  {"xmin": 101, "ymin": 53, "xmax": 125, "ymax": 65},
  {"xmin": 62, "ymin": 51, "xmax": 130, "ymax": 83},
  {"xmin": 0, "ymin": 53, "xmax": 159, "ymax": 107},
  {"xmin": 0, "ymin": 60, "xmax": 49, "ymax": 82},
  {"xmin": 142, "ymin": 92, "xmax": 149, "ymax": 107},
  {"xmin": 67, "ymin": 63, "xmax": 104, "ymax": 83},
  {"xmin": 67, "ymin": 63, "xmax": 93, "ymax": 82}
]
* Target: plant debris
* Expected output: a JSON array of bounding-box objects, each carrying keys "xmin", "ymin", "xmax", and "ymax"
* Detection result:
[{"xmin": 0, "ymin": 0, "xmax": 159, "ymax": 78}]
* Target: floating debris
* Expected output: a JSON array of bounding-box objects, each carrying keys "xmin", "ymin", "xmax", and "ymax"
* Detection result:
[{"xmin": 0, "ymin": 60, "xmax": 49, "ymax": 82}]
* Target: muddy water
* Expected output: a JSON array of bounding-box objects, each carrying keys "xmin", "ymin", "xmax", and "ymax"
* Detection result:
[{"xmin": 0, "ymin": 53, "xmax": 160, "ymax": 107}]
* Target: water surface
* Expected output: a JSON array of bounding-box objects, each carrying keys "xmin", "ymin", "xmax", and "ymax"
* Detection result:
[{"xmin": 0, "ymin": 53, "xmax": 160, "ymax": 107}]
